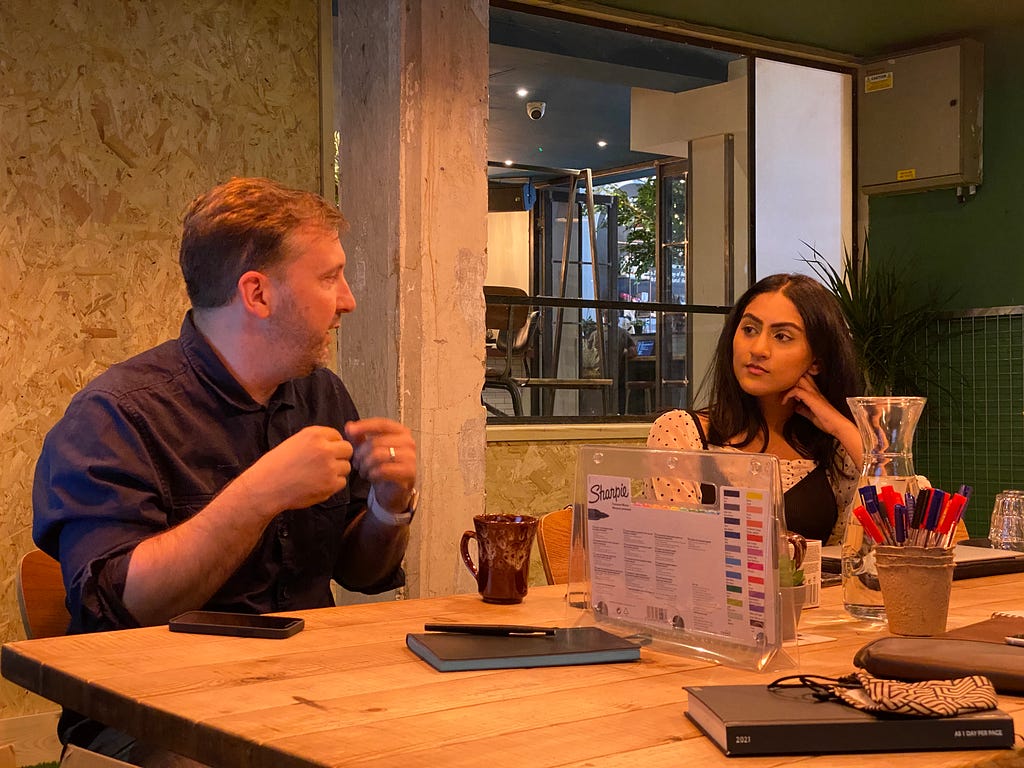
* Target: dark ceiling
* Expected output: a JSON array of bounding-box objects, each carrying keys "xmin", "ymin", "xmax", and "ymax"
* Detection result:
[
  {"xmin": 487, "ymin": 2, "xmax": 1024, "ymax": 187},
  {"xmin": 488, "ymin": 8, "xmax": 741, "ymax": 182}
]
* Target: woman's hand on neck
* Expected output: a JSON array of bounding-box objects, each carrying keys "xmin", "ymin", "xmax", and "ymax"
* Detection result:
[{"xmin": 782, "ymin": 374, "xmax": 863, "ymax": 467}]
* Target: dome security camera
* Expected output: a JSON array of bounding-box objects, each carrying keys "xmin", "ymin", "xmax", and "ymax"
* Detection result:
[{"xmin": 526, "ymin": 101, "xmax": 546, "ymax": 120}]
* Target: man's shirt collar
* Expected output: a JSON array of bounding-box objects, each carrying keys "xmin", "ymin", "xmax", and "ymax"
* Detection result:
[{"xmin": 178, "ymin": 311, "xmax": 298, "ymax": 412}]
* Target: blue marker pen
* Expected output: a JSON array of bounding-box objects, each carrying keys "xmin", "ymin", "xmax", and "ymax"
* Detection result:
[{"xmin": 894, "ymin": 503, "xmax": 907, "ymax": 544}]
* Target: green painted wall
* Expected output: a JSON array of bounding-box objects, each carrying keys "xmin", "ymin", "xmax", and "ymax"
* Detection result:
[
  {"xmin": 869, "ymin": 26, "xmax": 1024, "ymax": 530},
  {"xmin": 570, "ymin": 3, "xmax": 1024, "ymax": 310},
  {"xmin": 595, "ymin": 0, "xmax": 1024, "ymax": 58},
  {"xmin": 868, "ymin": 25, "xmax": 1024, "ymax": 310}
]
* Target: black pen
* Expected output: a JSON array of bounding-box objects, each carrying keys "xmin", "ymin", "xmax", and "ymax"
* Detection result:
[{"xmin": 423, "ymin": 623, "xmax": 556, "ymax": 636}]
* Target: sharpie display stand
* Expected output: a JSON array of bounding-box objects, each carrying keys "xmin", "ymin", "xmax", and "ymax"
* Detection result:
[{"xmin": 566, "ymin": 445, "xmax": 794, "ymax": 672}]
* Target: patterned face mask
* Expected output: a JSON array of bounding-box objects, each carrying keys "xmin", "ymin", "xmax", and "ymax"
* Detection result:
[{"xmin": 769, "ymin": 672, "xmax": 998, "ymax": 718}]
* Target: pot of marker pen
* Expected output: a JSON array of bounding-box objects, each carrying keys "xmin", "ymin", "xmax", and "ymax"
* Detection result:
[{"xmin": 875, "ymin": 545, "xmax": 955, "ymax": 636}]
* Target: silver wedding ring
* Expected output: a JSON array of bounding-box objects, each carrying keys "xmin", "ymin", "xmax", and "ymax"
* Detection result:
[{"xmin": 388, "ymin": 446, "xmax": 397, "ymax": 462}]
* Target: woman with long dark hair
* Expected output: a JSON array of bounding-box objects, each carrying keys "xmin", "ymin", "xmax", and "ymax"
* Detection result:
[{"xmin": 648, "ymin": 273, "xmax": 863, "ymax": 544}]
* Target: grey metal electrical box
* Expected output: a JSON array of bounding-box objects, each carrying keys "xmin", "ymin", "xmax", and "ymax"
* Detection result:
[{"xmin": 858, "ymin": 39, "xmax": 983, "ymax": 195}]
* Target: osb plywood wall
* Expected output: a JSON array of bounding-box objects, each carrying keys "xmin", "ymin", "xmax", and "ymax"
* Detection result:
[
  {"xmin": 0, "ymin": 0, "xmax": 321, "ymax": 718},
  {"xmin": 485, "ymin": 437, "xmax": 645, "ymax": 585}
]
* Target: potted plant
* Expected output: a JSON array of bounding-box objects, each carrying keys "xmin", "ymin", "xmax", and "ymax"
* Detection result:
[
  {"xmin": 779, "ymin": 536, "xmax": 806, "ymax": 641},
  {"xmin": 780, "ymin": 550, "xmax": 805, "ymax": 589},
  {"xmin": 802, "ymin": 243, "xmax": 951, "ymax": 396}
]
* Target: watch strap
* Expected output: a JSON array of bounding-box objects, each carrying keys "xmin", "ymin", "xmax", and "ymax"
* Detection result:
[{"xmin": 368, "ymin": 487, "xmax": 417, "ymax": 526}]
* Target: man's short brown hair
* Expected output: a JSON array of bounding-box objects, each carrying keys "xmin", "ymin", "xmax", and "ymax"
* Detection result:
[{"xmin": 179, "ymin": 177, "xmax": 349, "ymax": 308}]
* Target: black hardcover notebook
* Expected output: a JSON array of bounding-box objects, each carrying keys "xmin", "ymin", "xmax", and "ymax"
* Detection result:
[
  {"xmin": 406, "ymin": 626, "xmax": 641, "ymax": 672},
  {"xmin": 685, "ymin": 684, "xmax": 1014, "ymax": 756}
]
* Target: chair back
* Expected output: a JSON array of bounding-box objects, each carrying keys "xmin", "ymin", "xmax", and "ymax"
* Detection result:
[
  {"xmin": 484, "ymin": 285, "xmax": 529, "ymax": 333},
  {"xmin": 497, "ymin": 309, "xmax": 539, "ymax": 354},
  {"xmin": 537, "ymin": 505, "xmax": 573, "ymax": 585},
  {"xmin": 17, "ymin": 549, "xmax": 70, "ymax": 639},
  {"xmin": 485, "ymin": 287, "xmax": 530, "ymax": 374}
]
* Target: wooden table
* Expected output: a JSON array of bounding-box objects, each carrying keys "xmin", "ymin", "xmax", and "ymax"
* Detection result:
[{"xmin": 4, "ymin": 577, "xmax": 1024, "ymax": 768}]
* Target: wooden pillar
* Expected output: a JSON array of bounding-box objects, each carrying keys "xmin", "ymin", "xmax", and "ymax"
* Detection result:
[{"xmin": 336, "ymin": 0, "xmax": 488, "ymax": 598}]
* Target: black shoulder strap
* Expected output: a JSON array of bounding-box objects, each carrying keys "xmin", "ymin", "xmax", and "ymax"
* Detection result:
[
  {"xmin": 684, "ymin": 410, "xmax": 716, "ymax": 505},
  {"xmin": 686, "ymin": 410, "xmax": 710, "ymax": 450}
]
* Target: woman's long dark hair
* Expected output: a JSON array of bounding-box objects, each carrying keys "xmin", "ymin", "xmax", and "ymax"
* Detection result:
[{"xmin": 703, "ymin": 273, "xmax": 863, "ymax": 471}]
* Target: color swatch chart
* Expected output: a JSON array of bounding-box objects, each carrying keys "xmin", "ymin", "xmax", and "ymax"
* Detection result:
[{"xmin": 722, "ymin": 487, "xmax": 769, "ymax": 640}]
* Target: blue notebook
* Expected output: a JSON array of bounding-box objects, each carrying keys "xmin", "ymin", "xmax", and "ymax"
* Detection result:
[{"xmin": 406, "ymin": 626, "xmax": 641, "ymax": 672}]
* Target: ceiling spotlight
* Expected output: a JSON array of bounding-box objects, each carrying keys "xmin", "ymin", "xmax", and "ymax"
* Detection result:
[
  {"xmin": 504, "ymin": 159, "xmax": 514, "ymax": 166},
  {"xmin": 516, "ymin": 88, "xmax": 529, "ymax": 98},
  {"xmin": 597, "ymin": 140, "xmax": 608, "ymax": 148}
]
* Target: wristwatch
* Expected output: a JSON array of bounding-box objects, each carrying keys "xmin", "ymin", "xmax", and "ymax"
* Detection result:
[{"xmin": 369, "ymin": 487, "xmax": 418, "ymax": 526}]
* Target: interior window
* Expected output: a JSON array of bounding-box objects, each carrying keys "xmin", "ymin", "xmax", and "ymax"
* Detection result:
[{"xmin": 484, "ymin": 6, "xmax": 851, "ymax": 422}]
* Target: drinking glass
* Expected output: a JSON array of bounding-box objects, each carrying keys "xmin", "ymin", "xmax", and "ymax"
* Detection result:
[{"xmin": 989, "ymin": 490, "xmax": 1024, "ymax": 551}]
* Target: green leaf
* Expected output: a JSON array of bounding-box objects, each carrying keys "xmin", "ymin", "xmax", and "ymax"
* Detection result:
[
  {"xmin": 779, "ymin": 552, "xmax": 804, "ymax": 586},
  {"xmin": 801, "ymin": 242, "xmax": 957, "ymax": 397}
]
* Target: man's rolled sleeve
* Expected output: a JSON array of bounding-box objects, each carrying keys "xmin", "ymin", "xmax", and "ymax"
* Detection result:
[{"xmin": 34, "ymin": 391, "xmax": 168, "ymax": 633}]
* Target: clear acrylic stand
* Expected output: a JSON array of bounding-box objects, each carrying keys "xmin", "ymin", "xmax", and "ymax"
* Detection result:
[{"xmin": 566, "ymin": 445, "xmax": 796, "ymax": 672}]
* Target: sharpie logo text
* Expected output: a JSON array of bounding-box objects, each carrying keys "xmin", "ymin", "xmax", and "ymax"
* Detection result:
[{"xmin": 590, "ymin": 482, "xmax": 629, "ymax": 504}]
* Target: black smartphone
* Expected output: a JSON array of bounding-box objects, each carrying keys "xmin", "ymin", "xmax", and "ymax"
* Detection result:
[{"xmin": 168, "ymin": 610, "xmax": 304, "ymax": 639}]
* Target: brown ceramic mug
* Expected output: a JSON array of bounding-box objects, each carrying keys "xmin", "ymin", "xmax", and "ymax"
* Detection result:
[{"xmin": 460, "ymin": 514, "xmax": 538, "ymax": 604}]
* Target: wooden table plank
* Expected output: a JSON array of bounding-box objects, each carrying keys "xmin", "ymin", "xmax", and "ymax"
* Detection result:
[
  {"xmin": 4, "ymin": 580, "xmax": 1024, "ymax": 767},
  {"xmin": 257, "ymin": 663, "xmax": 694, "ymax": 765}
]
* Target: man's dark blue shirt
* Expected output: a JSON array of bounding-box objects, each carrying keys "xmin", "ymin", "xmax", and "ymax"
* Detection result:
[{"xmin": 33, "ymin": 312, "xmax": 404, "ymax": 636}]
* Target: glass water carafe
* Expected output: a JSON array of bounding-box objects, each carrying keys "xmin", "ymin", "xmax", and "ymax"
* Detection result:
[{"xmin": 842, "ymin": 396, "xmax": 926, "ymax": 620}]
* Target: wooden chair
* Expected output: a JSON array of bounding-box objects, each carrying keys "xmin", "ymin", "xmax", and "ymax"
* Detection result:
[
  {"xmin": 61, "ymin": 745, "xmax": 134, "ymax": 767},
  {"xmin": 483, "ymin": 286, "xmax": 534, "ymax": 417},
  {"xmin": 16, "ymin": 549, "xmax": 70, "ymax": 639},
  {"xmin": 16, "ymin": 552, "xmax": 134, "ymax": 767},
  {"xmin": 61, "ymin": 749, "xmax": 137, "ymax": 765},
  {"xmin": 536, "ymin": 505, "xmax": 573, "ymax": 585}
]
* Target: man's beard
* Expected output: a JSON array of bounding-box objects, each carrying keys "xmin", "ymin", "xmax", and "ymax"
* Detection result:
[{"xmin": 267, "ymin": 300, "xmax": 332, "ymax": 378}]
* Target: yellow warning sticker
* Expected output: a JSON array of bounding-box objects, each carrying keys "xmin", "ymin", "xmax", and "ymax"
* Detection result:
[
  {"xmin": 864, "ymin": 72, "xmax": 893, "ymax": 92},
  {"xmin": 896, "ymin": 169, "xmax": 917, "ymax": 181}
]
